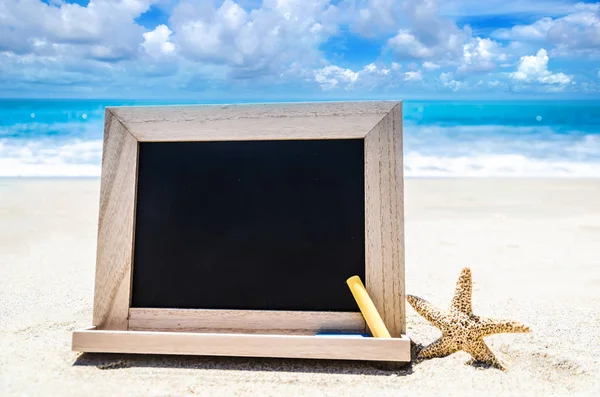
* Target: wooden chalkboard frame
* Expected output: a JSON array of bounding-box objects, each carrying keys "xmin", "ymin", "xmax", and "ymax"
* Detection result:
[{"xmin": 72, "ymin": 100, "xmax": 410, "ymax": 363}]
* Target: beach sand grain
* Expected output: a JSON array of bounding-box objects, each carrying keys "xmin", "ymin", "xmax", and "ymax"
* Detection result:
[{"xmin": 1, "ymin": 178, "xmax": 599, "ymax": 396}]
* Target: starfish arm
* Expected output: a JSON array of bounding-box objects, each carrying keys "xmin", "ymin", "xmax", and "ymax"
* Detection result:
[
  {"xmin": 464, "ymin": 338, "xmax": 506, "ymax": 370},
  {"xmin": 406, "ymin": 294, "xmax": 450, "ymax": 329},
  {"xmin": 477, "ymin": 316, "xmax": 531, "ymax": 337},
  {"xmin": 450, "ymin": 267, "xmax": 472, "ymax": 314},
  {"xmin": 418, "ymin": 336, "xmax": 458, "ymax": 359}
]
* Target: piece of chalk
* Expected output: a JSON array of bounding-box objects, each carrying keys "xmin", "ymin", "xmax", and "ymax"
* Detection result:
[{"xmin": 346, "ymin": 275, "xmax": 391, "ymax": 338}]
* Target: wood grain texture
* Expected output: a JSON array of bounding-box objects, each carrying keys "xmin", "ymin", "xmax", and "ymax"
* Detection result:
[
  {"xmin": 128, "ymin": 308, "xmax": 366, "ymax": 335},
  {"xmin": 72, "ymin": 328, "xmax": 411, "ymax": 362},
  {"xmin": 364, "ymin": 102, "xmax": 405, "ymax": 337},
  {"xmin": 108, "ymin": 101, "xmax": 399, "ymax": 142},
  {"xmin": 87, "ymin": 100, "xmax": 406, "ymax": 343},
  {"xmin": 92, "ymin": 109, "xmax": 139, "ymax": 330}
]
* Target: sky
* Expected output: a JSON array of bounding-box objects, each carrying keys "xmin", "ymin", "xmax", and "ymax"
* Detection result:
[{"xmin": 0, "ymin": 0, "xmax": 599, "ymax": 100}]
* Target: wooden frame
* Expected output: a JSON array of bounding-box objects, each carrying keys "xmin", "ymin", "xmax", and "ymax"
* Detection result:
[{"xmin": 72, "ymin": 100, "xmax": 410, "ymax": 363}]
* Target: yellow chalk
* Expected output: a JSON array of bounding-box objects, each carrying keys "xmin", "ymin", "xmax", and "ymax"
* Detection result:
[{"xmin": 346, "ymin": 275, "xmax": 391, "ymax": 338}]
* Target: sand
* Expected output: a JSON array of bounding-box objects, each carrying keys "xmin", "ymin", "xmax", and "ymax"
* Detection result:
[{"xmin": 1, "ymin": 177, "xmax": 599, "ymax": 396}]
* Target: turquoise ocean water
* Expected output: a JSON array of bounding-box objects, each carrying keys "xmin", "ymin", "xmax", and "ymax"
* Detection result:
[{"xmin": 1, "ymin": 99, "xmax": 599, "ymax": 177}]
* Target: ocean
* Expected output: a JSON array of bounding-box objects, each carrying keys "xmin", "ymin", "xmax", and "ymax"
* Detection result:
[{"xmin": 1, "ymin": 99, "xmax": 599, "ymax": 177}]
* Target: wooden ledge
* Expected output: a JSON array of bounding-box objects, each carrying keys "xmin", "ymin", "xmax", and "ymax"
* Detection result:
[
  {"xmin": 72, "ymin": 327, "xmax": 411, "ymax": 363},
  {"xmin": 127, "ymin": 308, "xmax": 367, "ymax": 335}
]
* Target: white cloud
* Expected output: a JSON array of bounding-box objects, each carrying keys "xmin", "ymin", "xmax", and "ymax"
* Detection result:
[
  {"xmin": 0, "ymin": 0, "xmax": 158, "ymax": 61},
  {"xmin": 422, "ymin": 61, "xmax": 441, "ymax": 70},
  {"xmin": 438, "ymin": 0, "xmax": 579, "ymax": 17},
  {"xmin": 386, "ymin": 0, "xmax": 470, "ymax": 61},
  {"xmin": 389, "ymin": 31, "xmax": 436, "ymax": 59},
  {"xmin": 0, "ymin": 0, "xmax": 597, "ymax": 96},
  {"xmin": 405, "ymin": 70, "xmax": 423, "ymax": 82},
  {"xmin": 0, "ymin": 49, "xmax": 115, "ymax": 86},
  {"xmin": 390, "ymin": 62, "xmax": 402, "ymax": 71},
  {"xmin": 458, "ymin": 37, "xmax": 508, "ymax": 74},
  {"xmin": 439, "ymin": 72, "xmax": 463, "ymax": 91},
  {"xmin": 0, "ymin": 0, "xmax": 343, "ymax": 87},
  {"xmin": 313, "ymin": 65, "xmax": 359, "ymax": 90},
  {"xmin": 510, "ymin": 49, "xmax": 572, "ymax": 85},
  {"xmin": 313, "ymin": 62, "xmax": 405, "ymax": 90},
  {"xmin": 142, "ymin": 25, "xmax": 176, "ymax": 58},
  {"xmin": 385, "ymin": 0, "xmax": 509, "ymax": 77},
  {"xmin": 339, "ymin": 0, "xmax": 405, "ymax": 37},
  {"xmin": 492, "ymin": 3, "xmax": 600, "ymax": 55},
  {"xmin": 493, "ymin": 18, "xmax": 555, "ymax": 41},
  {"xmin": 166, "ymin": 0, "xmax": 340, "ymax": 78}
]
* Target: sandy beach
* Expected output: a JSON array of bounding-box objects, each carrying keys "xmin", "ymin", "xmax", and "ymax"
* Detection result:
[{"xmin": 1, "ymin": 177, "xmax": 599, "ymax": 396}]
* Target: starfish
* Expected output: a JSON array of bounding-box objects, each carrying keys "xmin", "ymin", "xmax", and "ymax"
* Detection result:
[{"xmin": 406, "ymin": 267, "xmax": 531, "ymax": 370}]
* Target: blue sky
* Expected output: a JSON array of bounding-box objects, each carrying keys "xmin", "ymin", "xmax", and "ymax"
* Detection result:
[{"xmin": 1, "ymin": 0, "xmax": 599, "ymax": 99}]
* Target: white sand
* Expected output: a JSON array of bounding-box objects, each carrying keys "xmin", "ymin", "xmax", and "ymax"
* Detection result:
[{"xmin": 1, "ymin": 177, "xmax": 599, "ymax": 396}]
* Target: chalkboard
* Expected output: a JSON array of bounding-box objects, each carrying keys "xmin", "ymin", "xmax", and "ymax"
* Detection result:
[
  {"xmin": 73, "ymin": 102, "xmax": 409, "ymax": 362},
  {"xmin": 131, "ymin": 139, "xmax": 366, "ymax": 312}
]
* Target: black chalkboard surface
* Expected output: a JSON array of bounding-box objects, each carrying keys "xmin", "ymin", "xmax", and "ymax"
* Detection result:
[{"xmin": 131, "ymin": 139, "xmax": 366, "ymax": 312}]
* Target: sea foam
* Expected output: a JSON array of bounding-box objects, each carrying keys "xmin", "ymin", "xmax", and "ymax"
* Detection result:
[{"xmin": 1, "ymin": 100, "xmax": 599, "ymax": 178}]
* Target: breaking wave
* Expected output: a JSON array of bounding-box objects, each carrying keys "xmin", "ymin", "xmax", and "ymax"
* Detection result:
[{"xmin": 1, "ymin": 100, "xmax": 599, "ymax": 178}]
